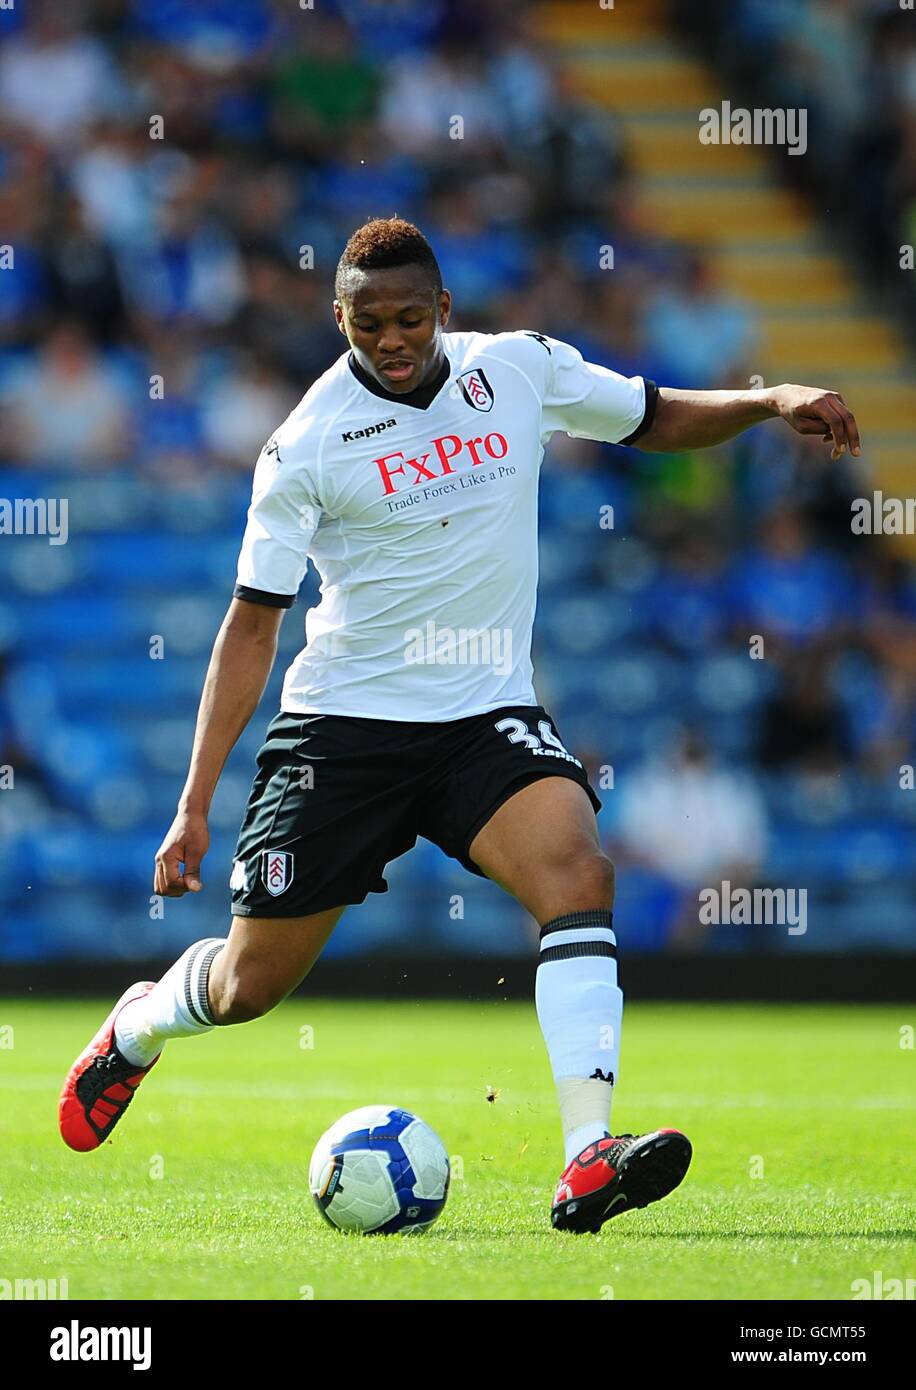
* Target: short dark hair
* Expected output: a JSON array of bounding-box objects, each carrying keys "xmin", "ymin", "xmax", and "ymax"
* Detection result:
[{"xmin": 335, "ymin": 217, "xmax": 442, "ymax": 301}]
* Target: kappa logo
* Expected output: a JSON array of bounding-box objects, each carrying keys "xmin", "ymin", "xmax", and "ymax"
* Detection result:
[
  {"xmin": 229, "ymin": 858, "xmax": 250, "ymax": 893},
  {"xmin": 342, "ymin": 417, "xmax": 397, "ymax": 443},
  {"xmin": 261, "ymin": 850, "xmax": 294, "ymax": 896},
  {"xmin": 524, "ymin": 331, "xmax": 552, "ymax": 354},
  {"xmin": 458, "ymin": 368, "xmax": 495, "ymax": 412}
]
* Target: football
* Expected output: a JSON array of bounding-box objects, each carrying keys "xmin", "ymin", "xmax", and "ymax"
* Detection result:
[{"xmin": 309, "ymin": 1105, "xmax": 450, "ymax": 1235}]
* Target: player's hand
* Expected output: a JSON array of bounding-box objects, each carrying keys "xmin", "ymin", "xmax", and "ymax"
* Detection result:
[
  {"xmin": 154, "ymin": 809, "xmax": 210, "ymax": 897},
  {"xmin": 772, "ymin": 383, "xmax": 861, "ymax": 460}
]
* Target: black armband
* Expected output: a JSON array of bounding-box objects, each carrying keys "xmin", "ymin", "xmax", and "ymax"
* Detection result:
[
  {"xmin": 619, "ymin": 378, "xmax": 659, "ymax": 445},
  {"xmin": 233, "ymin": 584, "xmax": 296, "ymax": 609}
]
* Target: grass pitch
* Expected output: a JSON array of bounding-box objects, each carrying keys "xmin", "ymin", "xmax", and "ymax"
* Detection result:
[{"xmin": 0, "ymin": 998, "xmax": 913, "ymax": 1301}]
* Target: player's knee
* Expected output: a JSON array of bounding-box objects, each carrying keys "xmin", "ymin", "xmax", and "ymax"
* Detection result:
[
  {"xmin": 209, "ymin": 970, "xmax": 279, "ymax": 1025},
  {"xmin": 535, "ymin": 841, "xmax": 615, "ymax": 916},
  {"xmin": 567, "ymin": 846, "xmax": 615, "ymax": 908}
]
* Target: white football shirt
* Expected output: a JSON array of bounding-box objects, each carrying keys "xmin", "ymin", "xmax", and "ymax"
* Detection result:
[{"xmin": 235, "ymin": 330, "xmax": 653, "ymax": 721}]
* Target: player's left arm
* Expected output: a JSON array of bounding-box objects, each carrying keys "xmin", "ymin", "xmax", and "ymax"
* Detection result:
[{"xmin": 631, "ymin": 384, "xmax": 861, "ymax": 460}]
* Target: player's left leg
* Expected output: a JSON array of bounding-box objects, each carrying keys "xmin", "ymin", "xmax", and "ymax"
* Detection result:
[
  {"xmin": 468, "ymin": 777, "xmax": 691, "ymax": 1232},
  {"xmin": 468, "ymin": 776, "xmax": 621, "ymax": 1158}
]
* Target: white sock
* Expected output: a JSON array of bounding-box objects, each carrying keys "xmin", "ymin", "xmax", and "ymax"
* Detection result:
[
  {"xmin": 114, "ymin": 938, "xmax": 227, "ymax": 1066},
  {"xmin": 535, "ymin": 909, "xmax": 623, "ymax": 1166}
]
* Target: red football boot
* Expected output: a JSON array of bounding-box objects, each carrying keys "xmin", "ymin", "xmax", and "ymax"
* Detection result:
[
  {"xmin": 552, "ymin": 1128, "xmax": 692, "ymax": 1233},
  {"xmin": 59, "ymin": 983, "xmax": 159, "ymax": 1152}
]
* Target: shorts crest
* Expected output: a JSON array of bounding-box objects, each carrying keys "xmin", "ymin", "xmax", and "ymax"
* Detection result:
[{"xmin": 261, "ymin": 849, "xmax": 294, "ymax": 896}]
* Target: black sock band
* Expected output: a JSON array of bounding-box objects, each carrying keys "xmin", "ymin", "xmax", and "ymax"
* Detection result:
[
  {"xmin": 184, "ymin": 939, "xmax": 225, "ymax": 1026},
  {"xmin": 538, "ymin": 909, "xmax": 617, "ymax": 969},
  {"xmin": 198, "ymin": 943, "xmax": 225, "ymax": 1026},
  {"xmin": 540, "ymin": 939, "xmax": 617, "ymax": 963},
  {"xmin": 539, "ymin": 909, "xmax": 613, "ymax": 940}
]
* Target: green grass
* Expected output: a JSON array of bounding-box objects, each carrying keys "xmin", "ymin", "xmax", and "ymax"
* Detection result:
[{"xmin": 0, "ymin": 999, "xmax": 913, "ymax": 1300}]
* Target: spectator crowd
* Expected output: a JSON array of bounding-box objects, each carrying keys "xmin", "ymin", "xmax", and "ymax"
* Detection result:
[{"xmin": 1, "ymin": 0, "xmax": 914, "ymax": 958}]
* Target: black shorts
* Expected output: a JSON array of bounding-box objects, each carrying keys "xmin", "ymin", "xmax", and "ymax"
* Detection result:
[{"xmin": 229, "ymin": 704, "xmax": 600, "ymax": 918}]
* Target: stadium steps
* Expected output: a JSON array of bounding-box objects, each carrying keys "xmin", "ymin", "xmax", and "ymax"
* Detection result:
[
  {"xmin": 639, "ymin": 182, "xmax": 815, "ymax": 244},
  {"xmin": 535, "ymin": 1, "xmax": 916, "ymax": 555},
  {"xmin": 758, "ymin": 313, "xmax": 903, "ymax": 373},
  {"xmin": 715, "ymin": 249, "xmax": 855, "ymax": 310},
  {"xmin": 536, "ymin": 0, "xmax": 669, "ymax": 43}
]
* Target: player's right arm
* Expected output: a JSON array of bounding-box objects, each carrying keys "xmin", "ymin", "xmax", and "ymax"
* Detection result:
[
  {"xmin": 154, "ymin": 422, "xmax": 320, "ymax": 898},
  {"xmin": 153, "ymin": 597, "xmax": 285, "ymax": 897}
]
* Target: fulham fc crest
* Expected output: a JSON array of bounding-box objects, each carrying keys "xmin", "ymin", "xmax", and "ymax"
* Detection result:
[
  {"xmin": 458, "ymin": 367, "xmax": 494, "ymax": 412},
  {"xmin": 261, "ymin": 849, "xmax": 294, "ymax": 896}
]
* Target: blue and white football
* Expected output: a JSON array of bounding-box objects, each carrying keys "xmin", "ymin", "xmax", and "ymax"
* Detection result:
[{"xmin": 309, "ymin": 1105, "xmax": 450, "ymax": 1235}]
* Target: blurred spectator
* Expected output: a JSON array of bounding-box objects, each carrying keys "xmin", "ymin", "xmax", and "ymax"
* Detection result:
[
  {"xmin": 117, "ymin": 184, "xmax": 246, "ymax": 327},
  {"xmin": 757, "ymin": 649, "xmax": 849, "ymax": 773},
  {"xmin": 730, "ymin": 508, "xmax": 852, "ymax": 647},
  {"xmin": 613, "ymin": 729, "xmax": 768, "ymax": 950},
  {"xmin": 860, "ymin": 554, "xmax": 916, "ymax": 684},
  {"xmin": 425, "ymin": 184, "xmax": 533, "ymax": 318},
  {"xmin": 643, "ymin": 250, "xmax": 756, "ymax": 388},
  {"xmin": 128, "ymin": 0, "xmax": 273, "ymax": 64},
  {"xmin": 312, "ymin": 123, "xmax": 425, "ymax": 231},
  {"xmin": 0, "ymin": 171, "xmax": 51, "ymax": 344},
  {"xmin": 0, "ymin": 7, "xmax": 120, "ymax": 148},
  {"xmin": 338, "ymin": 0, "xmax": 447, "ymax": 62},
  {"xmin": 46, "ymin": 195, "xmax": 125, "ymax": 341},
  {"xmin": 230, "ymin": 254, "xmax": 343, "ymax": 381},
  {"xmin": 71, "ymin": 124, "xmax": 157, "ymax": 251},
  {"xmin": 271, "ymin": 15, "xmax": 381, "ymax": 156},
  {"xmin": 487, "ymin": 7, "xmax": 554, "ymax": 144},
  {"xmin": 201, "ymin": 353, "xmax": 297, "ymax": 469},
  {"xmin": 379, "ymin": 40, "xmax": 505, "ymax": 162},
  {"xmin": 3, "ymin": 321, "xmax": 131, "ymax": 467},
  {"xmin": 517, "ymin": 67, "xmax": 627, "ymax": 238},
  {"xmin": 644, "ymin": 530, "xmax": 732, "ymax": 653}
]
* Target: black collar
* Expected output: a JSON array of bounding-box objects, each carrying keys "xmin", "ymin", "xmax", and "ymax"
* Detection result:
[{"xmin": 348, "ymin": 352, "xmax": 451, "ymax": 411}]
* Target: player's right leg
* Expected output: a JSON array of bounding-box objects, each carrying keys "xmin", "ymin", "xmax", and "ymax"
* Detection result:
[
  {"xmin": 60, "ymin": 708, "xmax": 429, "ymax": 1152},
  {"xmin": 58, "ymin": 909, "xmax": 342, "ymax": 1152}
]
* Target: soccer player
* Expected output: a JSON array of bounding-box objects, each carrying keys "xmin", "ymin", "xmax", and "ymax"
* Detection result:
[{"xmin": 60, "ymin": 218, "xmax": 861, "ymax": 1233}]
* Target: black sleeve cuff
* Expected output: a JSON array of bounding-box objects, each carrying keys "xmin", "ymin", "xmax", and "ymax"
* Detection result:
[
  {"xmin": 619, "ymin": 378, "xmax": 658, "ymax": 446},
  {"xmin": 233, "ymin": 584, "xmax": 296, "ymax": 609}
]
